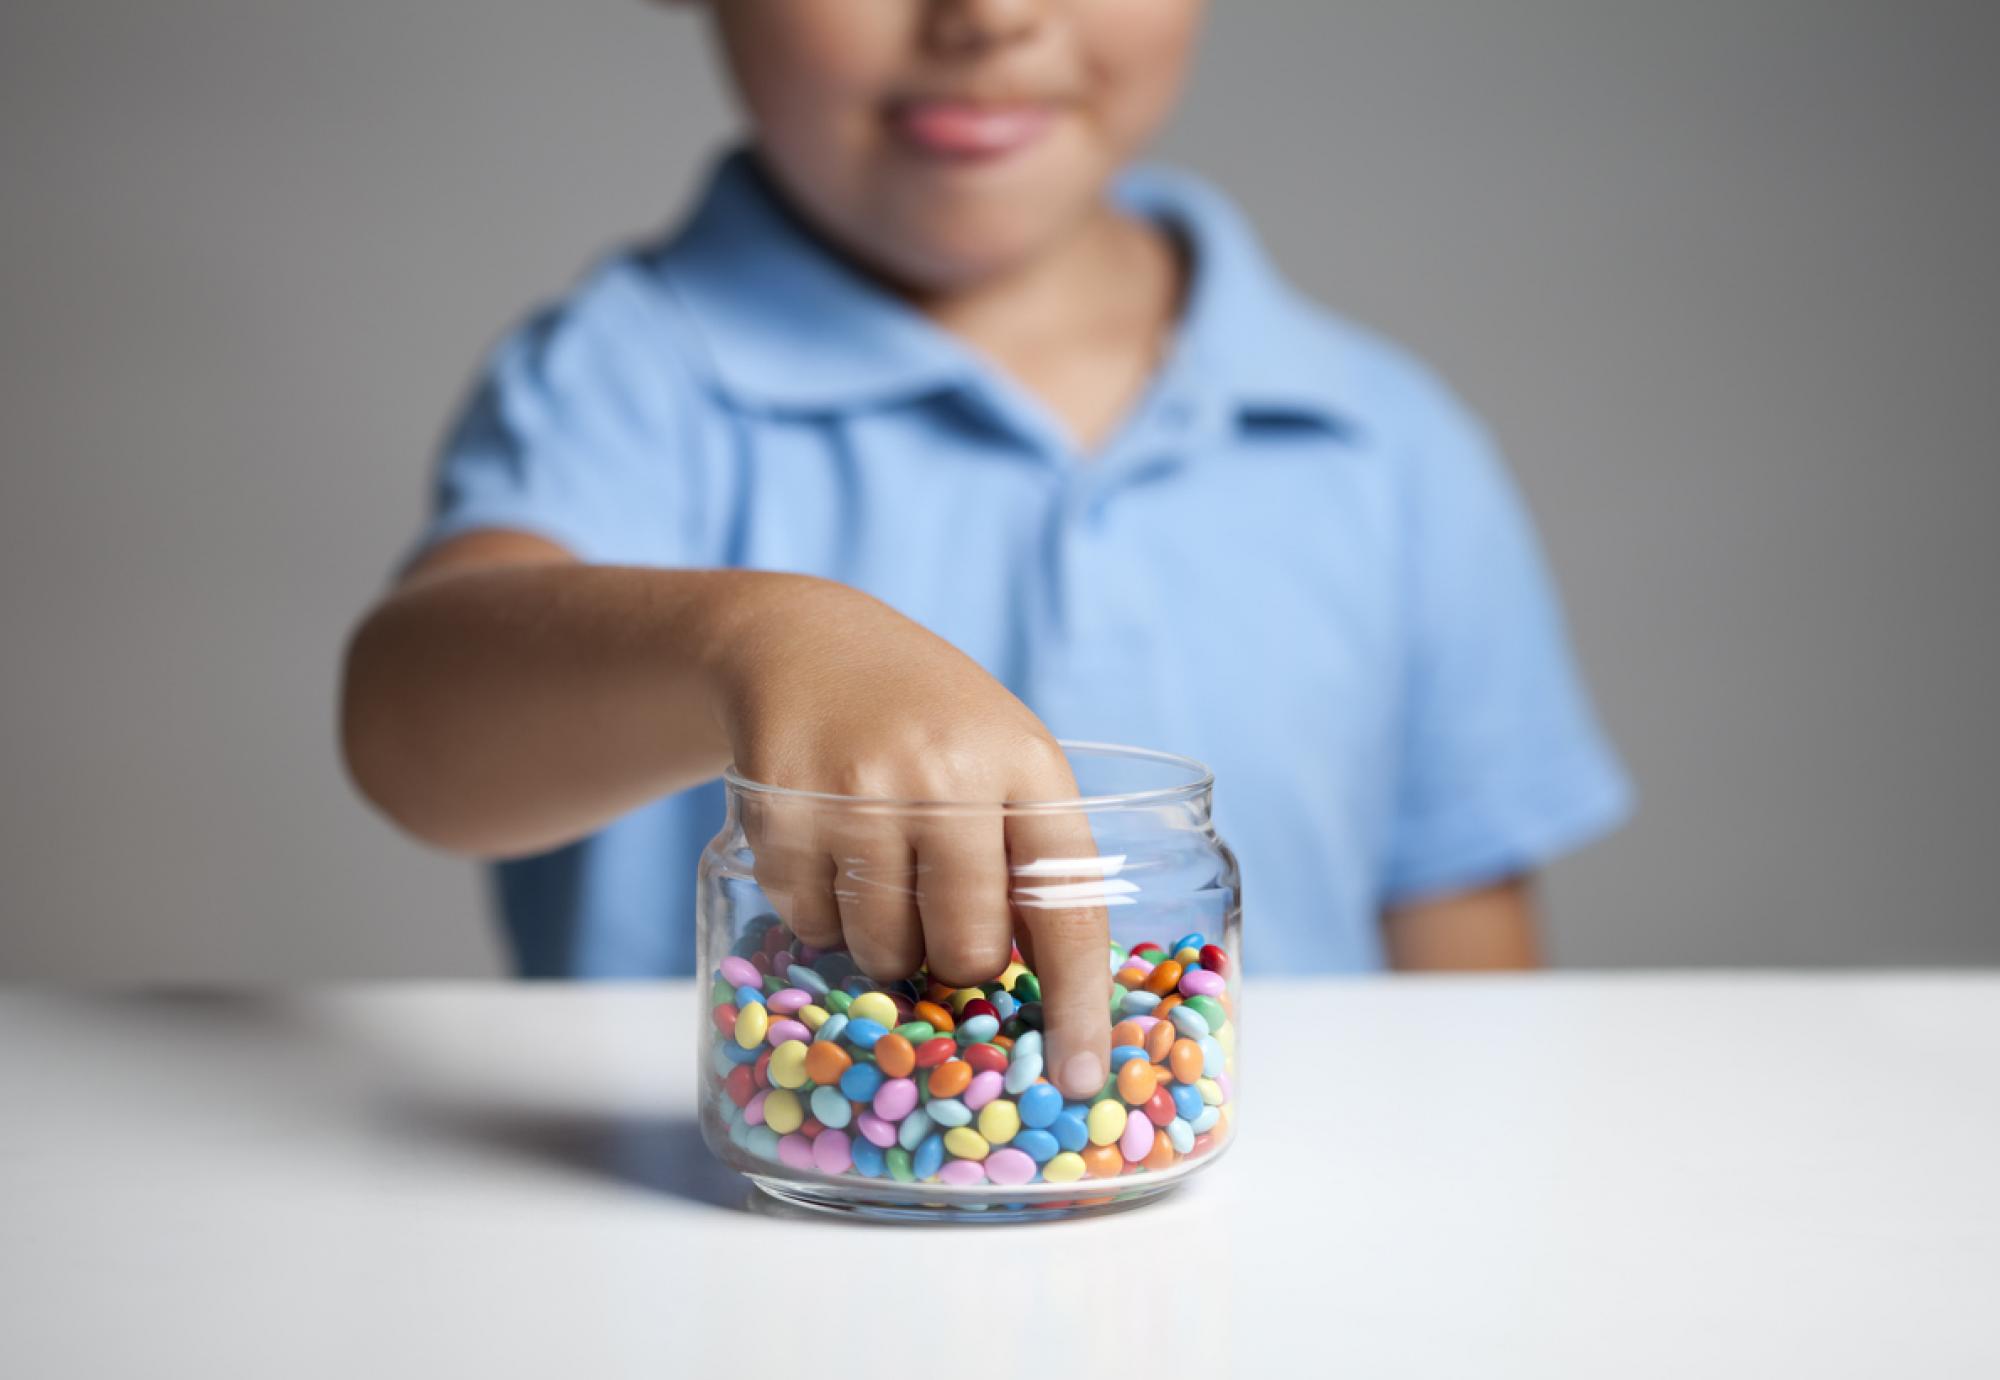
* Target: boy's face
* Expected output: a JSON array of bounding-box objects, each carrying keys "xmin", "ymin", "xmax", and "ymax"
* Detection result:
[{"xmin": 706, "ymin": 0, "xmax": 1204, "ymax": 292}]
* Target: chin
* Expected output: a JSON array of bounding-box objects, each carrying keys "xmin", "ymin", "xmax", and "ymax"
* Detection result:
[{"xmin": 865, "ymin": 188, "xmax": 1100, "ymax": 293}]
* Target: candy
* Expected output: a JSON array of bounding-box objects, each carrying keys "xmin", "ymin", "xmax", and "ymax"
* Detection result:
[{"xmin": 706, "ymin": 931, "xmax": 1236, "ymax": 1193}]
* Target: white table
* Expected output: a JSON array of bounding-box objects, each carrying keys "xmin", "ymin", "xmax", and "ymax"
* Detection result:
[{"xmin": 2, "ymin": 977, "xmax": 1995, "ymax": 1377}]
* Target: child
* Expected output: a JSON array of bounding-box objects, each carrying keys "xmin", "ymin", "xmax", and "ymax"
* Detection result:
[{"xmin": 341, "ymin": 0, "xmax": 1629, "ymax": 1098}]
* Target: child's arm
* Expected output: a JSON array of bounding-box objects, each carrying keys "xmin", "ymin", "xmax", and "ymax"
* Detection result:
[
  {"xmin": 1383, "ymin": 878, "xmax": 1542, "ymax": 971},
  {"xmin": 341, "ymin": 530, "xmax": 1112, "ymax": 1095}
]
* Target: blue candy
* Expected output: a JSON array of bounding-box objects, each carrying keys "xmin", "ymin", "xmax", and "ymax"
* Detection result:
[
  {"xmin": 785, "ymin": 963, "xmax": 830, "ymax": 997},
  {"xmin": 925, "ymin": 1097, "xmax": 972, "ymax": 1128},
  {"xmin": 1012, "ymin": 1128, "xmax": 1060, "ymax": 1163},
  {"xmin": 957, "ymin": 1014, "xmax": 1000, "ymax": 1043},
  {"xmin": 844, "ymin": 1017, "xmax": 889, "ymax": 1050},
  {"xmin": 897, "ymin": 1108, "xmax": 935, "ymax": 1152},
  {"xmin": 1109, "ymin": 1044, "xmax": 1147, "ymax": 1071},
  {"xmin": 1172, "ymin": 932, "xmax": 1207, "ymax": 954},
  {"xmin": 1017, "ymin": 1083, "xmax": 1063, "ymax": 1129},
  {"xmin": 991, "ymin": 991, "xmax": 1018, "ymax": 1022},
  {"xmin": 1169, "ymin": 1004, "xmax": 1211, "ymax": 1039},
  {"xmin": 1198, "ymin": 1035, "xmax": 1224, "ymax": 1078},
  {"xmin": 1120, "ymin": 990, "xmax": 1162, "ymax": 1016},
  {"xmin": 850, "ymin": 1137, "xmax": 886, "ymax": 1178},
  {"xmin": 840, "ymin": 1062, "xmax": 885, "ymax": 1102},
  {"xmin": 1166, "ymin": 1117, "xmax": 1195, "ymax": 1154},
  {"xmin": 1171, "ymin": 1082, "xmax": 1205, "ymax": 1121},
  {"xmin": 810, "ymin": 1085, "xmax": 852, "ymax": 1129},
  {"xmin": 733, "ymin": 984, "xmax": 766, "ymax": 1009},
  {"xmin": 1050, "ymin": 1109, "xmax": 1090, "ymax": 1153},
  {"xmin": 812, "ymin": 1013, "xmax": 849, "ymax": 1045},
  {"xmin": 721, "ymin": 1040, "xmax": 761, "ymax": 1066},
  {"xmin": 1190, "ymin": 1105, "xmax": 1221, "ymax": 1134},
  {"xmin": 912, "ymin": 1131, "xmax": 945, "ymax": 1181}
]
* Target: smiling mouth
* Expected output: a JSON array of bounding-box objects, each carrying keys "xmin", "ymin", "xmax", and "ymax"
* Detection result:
[{"xmin": 886, "ymin": 99, "xmax": 1060, "ymax": 162}]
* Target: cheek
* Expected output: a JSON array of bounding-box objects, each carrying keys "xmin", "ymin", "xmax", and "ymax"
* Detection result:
[{"xmin": 1081, "ymin": 0, "xmax": 1203, "ymax": 149}]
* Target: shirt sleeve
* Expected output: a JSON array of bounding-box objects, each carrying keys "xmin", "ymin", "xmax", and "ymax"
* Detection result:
[
  {"xmin": 410, "ymin": 265, "xmax": 703, "ymax": 570},
  {"xmin": 1382, "ymin": 379, "xmax": 1633, "ymax": 904}
]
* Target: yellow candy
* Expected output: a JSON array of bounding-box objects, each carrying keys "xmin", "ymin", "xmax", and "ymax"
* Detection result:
[
  {"xmin": 768, "ymin": 1039, "xmax": 810, "ymax": 1089},
  {"xmin": 762, "ymin": 1088, "xmax": 803, "ymax": 1134},
  {"xmin": 943, "ymin": 1127, "xmax": 990, "ymax": 1161},
  {"xmin": 733, "ymin": 1001, "xmax": 769, "ymax": 1050},
  {"xmin": 1197, "ymin": 1077, "xmax": 1224, "ymax": 1107},
  {"xmin": 1086, "ymin": 1099, "xmax": 1127, "ymax": 1146},
  {"xmin": 976, "ymin": 1099, "xmax": 1020, "ymax": 1145},
  {"xmin": 998, "ymin": 961, "xmax": 1029, "ymax": 991},
  {"xmin": 947, "ymin": 988, "xmax": 981, "ymax": 1014},
  {"xmin": 1218, "ymin": 1024, "xmax": 1236, "ymax": 1056},
  {"xmin": 1173, "ymin": 947, "xmax": 1200, "ymax": 966},
  {"xmin": 848, "ymin": 992, "xmax": 899, "ymax": 1028},
  {"xmin": 797, "ymin": 1003, "xmax": 829, "ymax": 1031},
  {"xmin": 1042, "ymin": 1151, "xmax": 1087, "ymax": 1183}
]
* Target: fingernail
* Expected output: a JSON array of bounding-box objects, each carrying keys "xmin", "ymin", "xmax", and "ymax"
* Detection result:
[{"xmin": 1061, "ymin": 1052, "xmax": 1103, "ymax": 1096}]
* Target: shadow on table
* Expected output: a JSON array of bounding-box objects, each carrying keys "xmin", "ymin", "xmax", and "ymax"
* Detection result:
[{"xmin": 392, "ymin": 1105, "xmax": 763, "ymax": 1214}]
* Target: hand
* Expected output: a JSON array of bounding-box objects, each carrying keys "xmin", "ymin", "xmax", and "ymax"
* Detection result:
[{"xmin": 717, "ymin": 578, "xmax": 1112, "ymax": 1098}]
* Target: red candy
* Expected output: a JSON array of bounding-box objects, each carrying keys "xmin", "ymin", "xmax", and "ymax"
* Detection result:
[
  {"xmin": 964, "ymin": 1043, "xmax": 1008, "ymax": 1075},
  {"xmin": 711, "ymin": 1003, "xmax": 739, "ymax": 1035},
  {"xmin": 961, "ymin": 998, "xmax": 998, "ymax": 1022},
  {"xmin": 753, "ymin": 1048, "xmax": 773, "ymax": 1089},
  {"xmin": 915, "ymin": 1037, "xmax": 956, "ymax": 1068},
  {"xmin": 724, "ymin": 1065, "xmax": 755, "ymax": 1108},
  {"xmin": 1143, "ymin": 1087, "xmax": 1176, "ymax": 1128},
  {"xmin": 1198, "ymin": 944, "xmax": 1228, "ymax": 977}
]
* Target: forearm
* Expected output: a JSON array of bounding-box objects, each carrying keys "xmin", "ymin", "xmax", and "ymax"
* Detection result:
[
  {"xmin": 1382, "ymin": 876, "xmax": 1543, "ymax": 971},
  {"xmin": 340, "ymin": 561, "xmax": 816, "ymax": 858}
]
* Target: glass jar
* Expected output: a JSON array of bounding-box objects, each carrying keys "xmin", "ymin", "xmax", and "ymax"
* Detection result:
[{"xmin": 697, "ymin": 741, "xmax": 1240, "ymax": 1221}]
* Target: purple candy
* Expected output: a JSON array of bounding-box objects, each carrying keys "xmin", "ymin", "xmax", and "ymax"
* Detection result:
[
  {"xmin": 937, "ymin": 1159, "xmax": 986, "ymax": 1186},
  {"xmin": 766, "ymin": 1019, "xmax": 811, "ymax": 1047},
  {"xmin": 1120, "ymin": 1110, "xmax": 1156, "ymax": 1163},
  {"xmin": 872, "ymin": 1077, "xmax": 919, "ymax": 1122},
  {"xmin": 963, "ymin": 1070, "xmax": 1005, "ymax": 1111},
  {"xmin": 792, "ymin": 943, "xmax": 825, "ymax": 963},
  {"xmin": 719, "ymin": 956, "xmax": 760, "ymax": 988},
  {"xmin": 766, "ymin": 988, "xmax": 813, "ymax": 1015},
  {"xmin": 855, "ymin": 1111, "xmax": 898, "ymax": 1148},
  {"xmin": 811, "ymin": 1129, "xmax": 853, "ymax": 1175},
  {"xmin": 1216, "ymin": 1071, "xmax": 1233, "ymax": 1103},
  {"xmin": 776, "ymin": 1133, "xmax": 816, "ymax": 1170},
  {"xmin": 983, "ymin": 1148, "xmax": 1036, "ymax": 1185},
  {"xmin": 742, "ymin": 1090, "xmax": 768, "ymax": 1127},
  {"xmin": 1178, "ymin": 969, "xmax": 1226, "ymax": 998},
  {"xmin": 1129, "ymin": 1015, "xmax": 1160, "ymax": 1033}
]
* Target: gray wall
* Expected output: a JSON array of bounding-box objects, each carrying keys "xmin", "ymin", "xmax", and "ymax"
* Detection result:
[{"xmin": 2, "ymin": 1, "xmax": 1994, "ymax": 979}]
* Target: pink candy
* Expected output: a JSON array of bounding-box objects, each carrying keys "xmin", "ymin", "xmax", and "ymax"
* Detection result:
[
  {"xmin": 855, "ymin": 1111, "xmax": 898, "ymax": 1148},
  {"xmin": 766, "ymin": 988, "xmax": 813, "ymax": 1015},
  {"xmin": 1178, "ymin": 969, "xmax": 1227, "ymax": 998},
  {"xmin": 872, "ymin": 1077, "xmax": 919, "ymax": 1122},
  {"xmin": 777, "ymin": 1133, "xmax": 815, "ymax": 1170},
  {"xmin": 1120, "ymin": 1109, "xmax": 1156, "ymax": 1163},
  {"xmin": 743, "ymin": 1090, "xmax": 768, "ymax": 1127},
  {"xmin": 983, "ymin": 1148, "xmax": 1036, "ymax": 1185},
  {"xmin": 937, "ymin": 1159, "xmax": 986, "ymax": 1186},
  {"xmin": 963, "ymin": 1070, "xmax": 1005, "ymax": 1111},
  {"xmin": 810, "ymin": 1129, "xmax": 853, "ymax": 1174},
  {"xmin": 718, "ymin": 956, "xmax": 761, "ymax": 988},
  {"xmin": 766, "ymin": 1019, "xmax": 811, "ymax": 1046}
]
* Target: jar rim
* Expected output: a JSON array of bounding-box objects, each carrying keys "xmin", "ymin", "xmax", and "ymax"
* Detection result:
[{"xmin": 722, "ymin": 740, "xmax": 1214, "ymax": 814}]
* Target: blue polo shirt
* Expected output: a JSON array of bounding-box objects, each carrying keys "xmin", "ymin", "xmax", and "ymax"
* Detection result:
[{"xmin": 419, "ymin": 150, "xmax": 1631, "ymax": 977}]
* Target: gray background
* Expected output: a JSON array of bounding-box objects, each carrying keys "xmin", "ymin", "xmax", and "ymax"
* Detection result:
[{"xmin": 3, "ymin": 1, "xmax": 1994, "ymax": 979}]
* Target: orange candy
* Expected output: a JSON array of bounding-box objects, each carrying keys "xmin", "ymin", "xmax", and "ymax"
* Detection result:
[
  {"xmin": 1155, "ymin": 994, "xmax": 1183, "ymax": 1017},
  {"xmin": 1113, "ymin": 966, "xmax": 1150, "ymax": 990},
  {"xmin": 1144, "ymin": 1021, "xmax": 1175, "ymax": 1063},
  {"xmin": 1142, "ymin": 1132, "xmax": 1178, "ymax": 1172},
  {"xmin": 913, "ymin": 1000, "xmax": 955, "ymax": 1033},
  {"xmin": 1168, "ymin": 1038, "xmax": 1203, "ymax": 1085},
  {"xmin": 1142, "ymin": 960, "xmax": 1184, "ymax": 996},
  {"xmin": 1111, "ymin": 1019, "xmax": 1147, "ymax": 1049},
  {"xmin": 804, "ymin": 1042, "xmax": 852, "ymax": 1086},
  {"xmin": 1081, "ymin": 1144, "xmax": 1124, "ymax": 1179},
  {"xmin": 927, "ymin": 1059, "xmax": 973, "ymax": 1099},
  {"xmin": 1116, "ymin": 1058, "xmax": 1158, "ymax": 1105},
  {"xmin": 873, "ymin": 1032, "xmax": 916, "ymax": 1079}
]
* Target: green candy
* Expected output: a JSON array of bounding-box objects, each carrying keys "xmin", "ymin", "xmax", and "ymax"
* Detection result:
[
  {"xmin": 1134, "ymin": 945, "xmax": 1167, "ymax": 963},
  {"xmin": 885, "ymin": 1148, "xmax": 916, "ymax": 1183},
  {"xmin": 1185, "ymin": 994, "xmax": 1227, "ymax": 1031},
  {"xmin": 894, "ymin": 1021, "xmax": 936, "ymax": 1043},
  {"xmin": 1012, "ymin": 973, "xmax": 1041, "ymax": 1002},
  {"xmin": 762, "ymin": 973, "xmax": 786, "ymax": 995},
  {"xmin": 710, "ymin": 977, "xmax": 735, "ymax": 1005},
  {"xmin": 826, "ymin": 990, "xmax": 853, "ymax": 1015}
]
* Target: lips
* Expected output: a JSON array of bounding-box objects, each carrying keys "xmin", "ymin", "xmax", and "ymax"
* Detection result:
[{"xmin": 888, "ymin": 99, "xmax": 1059, "ymax": 160}]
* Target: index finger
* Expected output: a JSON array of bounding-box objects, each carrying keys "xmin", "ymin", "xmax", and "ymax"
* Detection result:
[{"xmin": 1005, "ymin": 804, "xmax": 1112, "ymax": 1100}]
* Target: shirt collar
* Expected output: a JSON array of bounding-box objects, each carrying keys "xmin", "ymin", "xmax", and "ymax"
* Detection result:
[{"xmin": 650, "ymin": 148, "xmax": 1358, "ymax": 432}]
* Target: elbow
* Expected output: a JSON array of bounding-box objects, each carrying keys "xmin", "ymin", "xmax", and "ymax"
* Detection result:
[{"xmin": 338, "ymin": 610, "xmax": 483, "ymax": 857}]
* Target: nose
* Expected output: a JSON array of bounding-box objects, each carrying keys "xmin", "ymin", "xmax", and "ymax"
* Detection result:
[{"xmin": 925, "ymin": 0, "xmax": 1049, "ymax": 56}]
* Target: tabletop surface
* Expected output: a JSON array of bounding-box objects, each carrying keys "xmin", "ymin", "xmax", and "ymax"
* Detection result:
[{"xmin": 2, "ymin": 975, "xmax": 1995, "ymax": 1378}]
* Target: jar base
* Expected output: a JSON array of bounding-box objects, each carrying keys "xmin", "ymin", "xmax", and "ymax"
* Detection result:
[{"xmin": 745, "ymin": 1171, "xmax": 1189, "ymax": 1224}]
